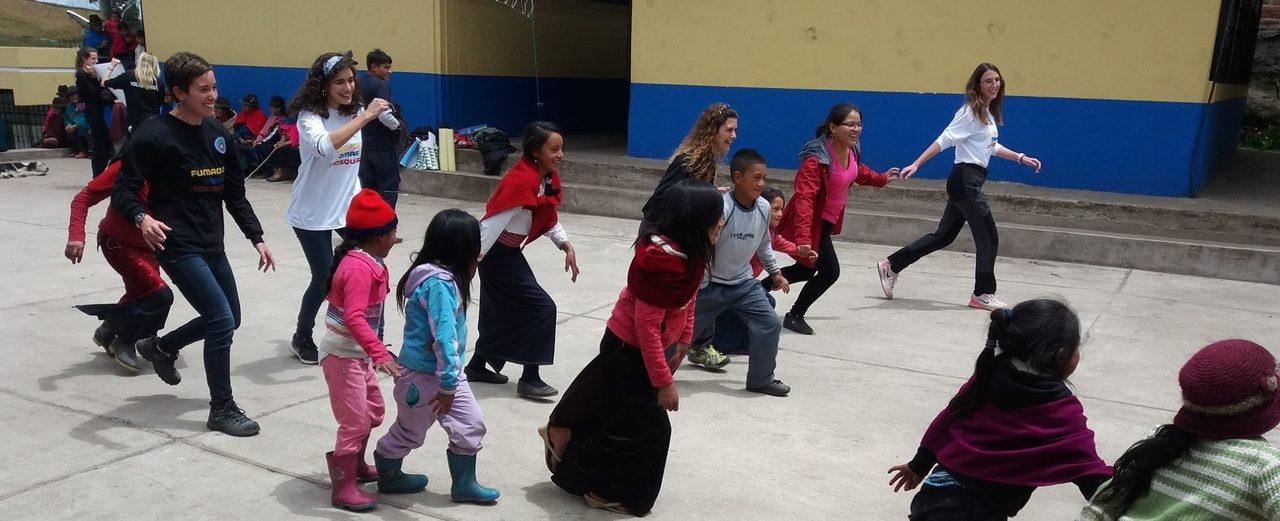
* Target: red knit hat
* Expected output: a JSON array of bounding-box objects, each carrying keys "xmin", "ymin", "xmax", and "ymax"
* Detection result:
[
  {"xmin": 1174, "ymin": 339, "xmax": 1280, "ymax": 439},
  {"xmin": 345, "ymin": 188, "xmax": 397, "ymax": 238}
]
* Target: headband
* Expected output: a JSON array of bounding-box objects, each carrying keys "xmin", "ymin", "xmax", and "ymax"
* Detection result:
[{"xmin": 322, "ymin": 55, "xmax": 343, "ymax": 77}]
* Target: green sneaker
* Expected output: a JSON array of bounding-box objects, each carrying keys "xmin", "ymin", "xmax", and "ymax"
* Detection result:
[{"xmin": 687, "ymin": 345, "xmax": 730, "ymax": 369}]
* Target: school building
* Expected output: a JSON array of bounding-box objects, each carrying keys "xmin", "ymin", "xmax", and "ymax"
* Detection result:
[{"xmin": 144, "ymin": 0, "xmax": 1262, "ymax": 197}]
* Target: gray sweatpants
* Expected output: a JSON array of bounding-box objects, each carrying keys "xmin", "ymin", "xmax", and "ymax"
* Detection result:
[{"xmin": 690, "ymin": 279, "xmax": 781, "ymax": 388}]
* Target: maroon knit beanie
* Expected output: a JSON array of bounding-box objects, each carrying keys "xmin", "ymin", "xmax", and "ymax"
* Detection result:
[{"xmin": 1173, "ymin": 339, "xmax": 1280, "ymax": 439}]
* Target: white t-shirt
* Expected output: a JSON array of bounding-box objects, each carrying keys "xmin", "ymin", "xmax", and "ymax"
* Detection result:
[
  {"xmin": 286, "ymin": 108, "xmax": 364, "ymax": 231},
  {"xmin": 935, "ymin": 106, "xmax": 1005, "ymax": 168}
]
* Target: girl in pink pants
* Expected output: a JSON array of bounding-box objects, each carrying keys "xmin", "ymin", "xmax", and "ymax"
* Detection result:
[
  {"xmin": 318, "ymin": 189, "xmax": 402, "ymax": 512},
  {"xmin": 374, "ymin": 208, "xmax": 500, "ymax": 504}
]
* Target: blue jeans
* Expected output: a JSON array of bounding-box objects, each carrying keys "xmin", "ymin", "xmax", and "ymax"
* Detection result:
[
  {"xmin": 293, "ymin": 228, "xmax": 336, "ymax": 341},
  {"xmin": 689, "ymin": 279, "xmax": 781, "ymax": 388},
  {"xmin": 156, "ymin": 251, "xmax": 241, "ymax": 407}
]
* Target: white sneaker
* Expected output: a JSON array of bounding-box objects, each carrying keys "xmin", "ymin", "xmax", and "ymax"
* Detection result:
[
  {"xmin": 969, "ymin": 293, "xmax": 1009, "ymax": 310},
  {"xmin": 877, "ymin": 260, "xmax": 898, "ymax": 300}
]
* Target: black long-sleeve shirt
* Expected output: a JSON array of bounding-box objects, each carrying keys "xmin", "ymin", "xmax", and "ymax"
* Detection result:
[
  {"xmin": 112, "ymin": 114, "xmax": 263, "ymax": 254},
  {"xmin": 641, "ymin": 154, "xmax": 701, "ymax": 224},
  {"xmin": 104, "ymin": 71, "xmax": 163, "ymax": 129},
  {"xmin": 75, "ymin": 69, "xmax": 109, "ymax": 110}
]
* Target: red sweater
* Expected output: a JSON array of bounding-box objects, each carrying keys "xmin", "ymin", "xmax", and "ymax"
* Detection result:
[
  {"xmin": 68, "ymin": 161, "xmax": 148, "ymax": 248},
  {"xmin": 235, "ymin": 107, "xmax": 267, "ymax": 136},
  {"xmin": 777, "ymin": 150, "xmax": 889, "ymax": 268},
  {"xmin": 605, "ymin": 286, "xmax": 695, "ymax": 388}
]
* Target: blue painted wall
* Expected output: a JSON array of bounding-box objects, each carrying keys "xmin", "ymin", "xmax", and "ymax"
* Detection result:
[
  {"xmin": 212, "ymin": 64, "xmax": 626, "ymax": 138},
  {"xmin": 628, "ymin": 82, "xmax": 1241, "ymax": 197}
]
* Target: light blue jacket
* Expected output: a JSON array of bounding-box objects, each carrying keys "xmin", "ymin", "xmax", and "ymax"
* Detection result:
[{"xmin": 400, "ymin": 263, "xmax": 467, "ymax": 394}]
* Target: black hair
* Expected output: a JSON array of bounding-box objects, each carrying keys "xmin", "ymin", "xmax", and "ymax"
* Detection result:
[
  {"xmin": 729, "ymin": 148, "xmax": 766, "ymax": 176},
  {"xmin": 163, "ymin": 52, "xmax": 213, "ymax": 96},
  {"xmin": 815, "ymin": 102, "xmax": 862, "ymax": 139},
  {"xmin": 762, "ymin": 187, "xmax": 785, "ymax": 205},
  {"xmin": 322, "ymin": 231, "xmax": 392, "ymax": 297},
  {"xmin": 287, "ymin": 52, "xmax": 362, "ymax": 119},
  {"xmin": 947, "ymin": 298, "xmax": 1082, "ymax": 420},
  {"xmin": 397, "ymin": 209, "xmax": 481, "ymax": 312},
  {"xmin": 1087, "ymin": 425, "xmax": 1196, "ymax": 517},
  {"xmin": 522, "ymin": 120, "xmax": 562, "ymax": 162},
  {"xmin": 638, "ymin": 179, "xmax": 722, "ymax": 271},
  {"xmin": 366, "ymin": 48, "xmax": 392, "ymax": 68}
]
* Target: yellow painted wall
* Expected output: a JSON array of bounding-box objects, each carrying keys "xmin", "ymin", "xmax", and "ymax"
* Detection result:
[
  {"xmin": 632, "ymin": 0, "xmax": 1224, "ymax": 103},
  {"xmin": 439, "ymin": 0, "xmax": 630, "ymax": 78},
  {"xmin": 0, "ymin": 46, "xmax": 76, "ymax": 105},
  {"xmin": 145, "ymin": 0, "xmax": 442, "ymax": 72}
]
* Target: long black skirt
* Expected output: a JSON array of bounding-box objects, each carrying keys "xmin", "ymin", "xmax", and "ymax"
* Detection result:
[
  {"xmin": 476, "ymin": 243, "xmax": 557, "ymax": 365},
  {"xmin": 549, "ymin": 329, "xmax": 671, "ymax": 516}
]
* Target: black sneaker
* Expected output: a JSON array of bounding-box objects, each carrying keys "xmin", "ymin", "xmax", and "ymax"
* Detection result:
[
  {"xmin": 207, "ymin": 402, "xmax": 260, "ymax": 437},
  {"xmin": 783, "ymin": 313, "xmax": 814, "ymax": 335},
  {"xmin": 109, "ymin": 338, "xmax": 143, "ymax": 372},
  {"xmin": 290, "ymin": 335, "xmax": 319, "ymax": 365},
  {"xmin": 93, "ymin": 324, "xmax": 116, "ymax": 355},
  {"xmin": 136, "ymin": 336, "xmax": 181, "ymax": 385},
  {"xmin": 747, "ymin": 380, "xmax": 792, "ymax": 397}
]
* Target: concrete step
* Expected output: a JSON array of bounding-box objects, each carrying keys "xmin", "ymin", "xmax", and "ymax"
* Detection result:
[
  {"xmin": 399, "ymin": 167, "xmax": 1280, "ymax": 285},
  {"xmin": 0, "ymin": 148, "xmax": 72, "ymax": 162},
  {"xmin": 453, "ymin": 149, "xmax": 1280, "ymax": 247}
]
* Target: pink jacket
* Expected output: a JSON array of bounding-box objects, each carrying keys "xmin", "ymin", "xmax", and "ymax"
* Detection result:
[
  {"xmin": 605, "ymin": 287, "xmax": 696, "ymax": 388},
  {"xmin": 321, "ymin": 249, "xmax": 393, "ymax": 364}
]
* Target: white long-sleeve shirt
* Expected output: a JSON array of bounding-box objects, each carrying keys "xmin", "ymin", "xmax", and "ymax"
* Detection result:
[
  {"xmin": 479, "ymin": 207, "xmax": 568, "ymax": 257},
  {"xmin": 935, "ymin": 106, "xmax": 1004, "ymax": 168},
  {"xmin": 286, "ymin": 108, "xmax": 364, "ymax": 231}
]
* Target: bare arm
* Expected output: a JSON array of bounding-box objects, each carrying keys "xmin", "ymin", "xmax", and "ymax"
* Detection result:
[{"xmin": 994, "ymin": 146, "xmax": 1042, "ymax": 173}]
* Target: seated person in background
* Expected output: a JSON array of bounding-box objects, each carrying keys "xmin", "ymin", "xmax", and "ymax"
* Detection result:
[
  {"xmin": 64, "ymin": 88, "xmax": 91, "ymax": 159},
  {"xmin": 264, "ymin": 119, "xmax": 301, "ymax": 183},
  {"xmin": 41, "ymin": 96, "xmax": 69, "ymax": 148},
  {"xmin": 214, "ymin": 96, "xmax": 236, "ymax": 131},
  {"xmin": 247, "ymin": 96, "xmax": 288, "ymax": 169},
  {"xmin": 234, "ymin": 93, "xmax": 266, "ymax": 143}
]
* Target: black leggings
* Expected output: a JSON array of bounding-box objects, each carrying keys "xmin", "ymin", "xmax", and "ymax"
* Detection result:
[
  {"xmin": 887, "ymin": 163, "xmax": 999, "ymax": 295},
  {"xmin": 85, "ymin": 105, "xmax": 112, "ymax": 177},
  {"xmin": 774, "ymin": 221, "xmax": 840, "ymax": 317}
]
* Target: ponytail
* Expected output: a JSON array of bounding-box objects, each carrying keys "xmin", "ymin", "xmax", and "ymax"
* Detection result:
[
  {"xmin": 1087, "ymin": 425, "xmax": 1196, "ymax": 516},
  {"xmin": 946, "ymin": 299, "xmax": 1081, "ymax": 420},
  {"xmin": 324, "ymin": 239, "xmax": 359, "ymax": 297},
  {"xmin": 947, "ymin": 307, "xmax": 1011, "ymax": 420}
]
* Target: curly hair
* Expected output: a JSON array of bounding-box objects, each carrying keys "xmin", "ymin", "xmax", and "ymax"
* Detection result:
[
  {"xmin": 287, "ymin": 52, "xmax": 362, "ymax": 119},
  {"xmin": 671, "ymin": 102, "xmax": 738, "ymax": 183}
]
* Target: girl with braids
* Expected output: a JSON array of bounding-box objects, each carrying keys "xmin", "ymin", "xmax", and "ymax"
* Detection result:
[
  {"xmin": 316, "ymin": 188, "xmax": 400, "ymax": 512},
  {"xmin": 640, "ymin": 102, "xmax": 739, "ymax": 226},
  {"xmin": 887, "ymin": 298, "xmax": 1111, "ymax": 520},
  {"xmin": 1079, "ymin": 339, "xmax": 1280, "ymax": 521},
  {"xmin": 286, "ymin": 52, "xmax": 392, "ymax": 365}
]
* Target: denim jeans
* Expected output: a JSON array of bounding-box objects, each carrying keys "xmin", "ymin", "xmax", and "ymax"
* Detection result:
[
  {"xmin": 887, "ymin": 163, "xmax": 1000, "ymax": 295},
  {"xmin": 293, "ymin": 228, "xmax": 336, "ymax": 341},
  {"xmin": 156, "ymin": 251, "xmax": 241, "ymax": 407},
  {"xmin": 688, "ymin": 279, "xmax": 781, "ymax": 388}
]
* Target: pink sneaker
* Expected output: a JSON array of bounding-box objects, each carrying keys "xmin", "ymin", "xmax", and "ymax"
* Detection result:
[
  {"xmin": 877, "ymin": 260, "xmax": 898, "ymax": 300},
  {"xmin": 969, "ymin": 294, "xmax": 1009, "ymax": 310}
]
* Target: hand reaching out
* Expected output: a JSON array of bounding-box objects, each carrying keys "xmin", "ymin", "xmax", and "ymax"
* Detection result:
[{"xmin": 887, "ymin": 464, "xmax": 923, "ymax": 492}]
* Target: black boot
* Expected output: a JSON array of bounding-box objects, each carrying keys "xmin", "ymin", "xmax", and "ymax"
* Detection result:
[
  {"xmin": 136, "ymin": 336, "xmax": 181, "ymax": 385},
  {"xmin": 109, "ymin": 337, "xmax": 143, "ymax": 372},
  {"xmin": 783, "ymin": 313, "xmax": 814, "ymax": 335},
  {"xmin": 207, "ymin": 401, "xmax": 260, "ymax": 437},
  {"xmin": 92, "ymin": 324, "xmax": 115, "ymax": 355}
]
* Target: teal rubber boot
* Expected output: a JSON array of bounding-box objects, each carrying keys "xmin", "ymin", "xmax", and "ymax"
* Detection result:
[
  {"xmin": 373, "ymin": 452, "xmax": 427, "ymax": 494},
  {"xmin": 446, "ymin": 450, "xmax": 500, "ymax": 503}
]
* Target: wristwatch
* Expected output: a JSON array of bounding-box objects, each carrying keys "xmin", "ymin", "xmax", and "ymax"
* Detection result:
[{"xmin": 134, "ymin": 212, "xmax": 147, "ymax": 227}]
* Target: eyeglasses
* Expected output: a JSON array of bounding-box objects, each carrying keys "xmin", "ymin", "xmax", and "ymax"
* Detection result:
[
  {"xmin": 837, "ymin": 121, "xmax": 863, "ymax": 128},
  {"xmin": 981, "ymin": 78, "xmax": 1003, "ymax": 86}
]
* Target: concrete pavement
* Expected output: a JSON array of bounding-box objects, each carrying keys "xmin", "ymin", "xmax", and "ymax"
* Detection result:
[{"xmin": 2, "ymin": 157, "xmax": 1278, "ymax": 520}]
